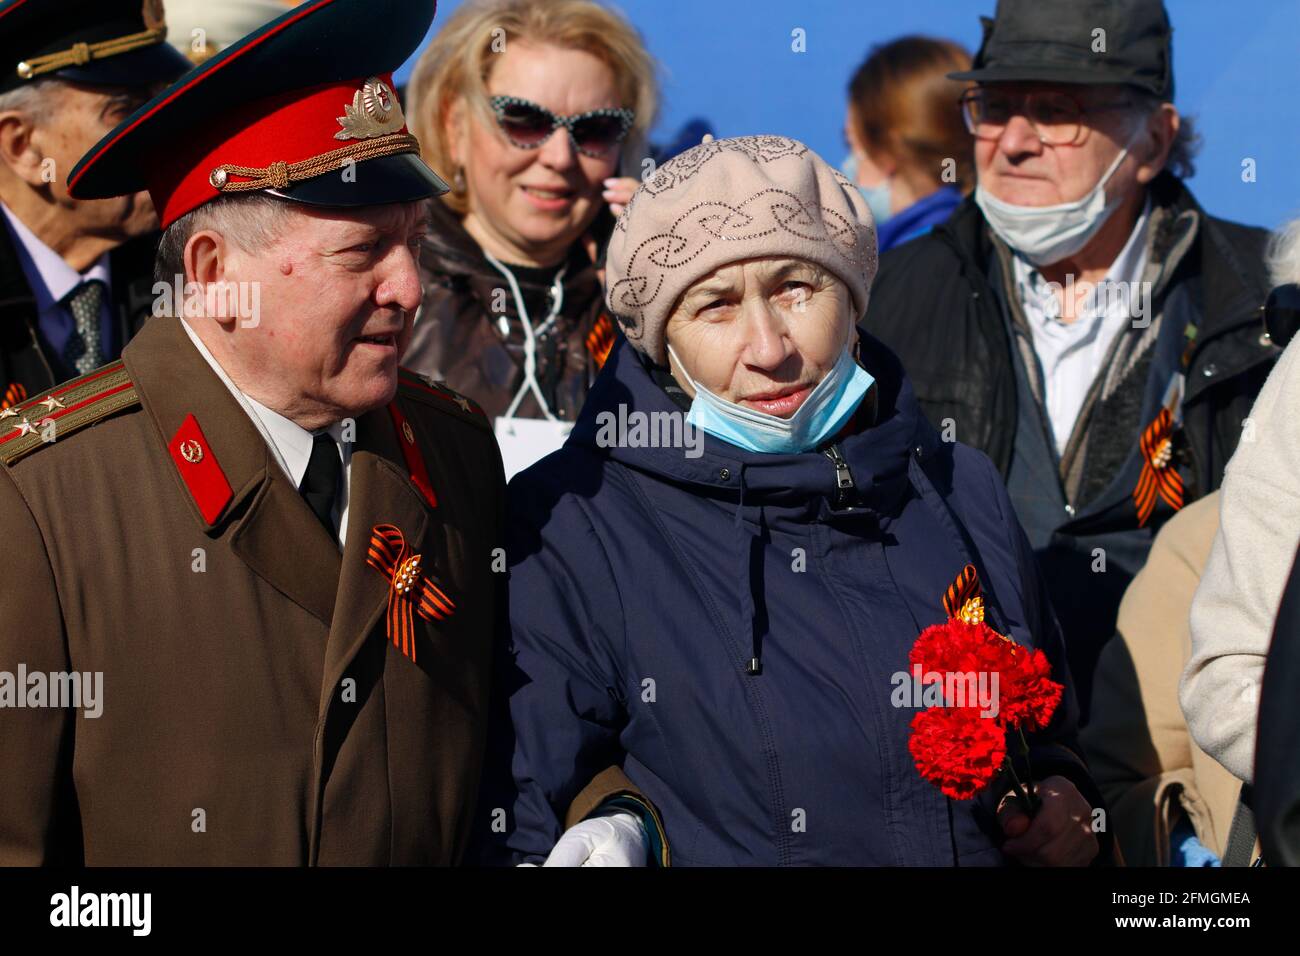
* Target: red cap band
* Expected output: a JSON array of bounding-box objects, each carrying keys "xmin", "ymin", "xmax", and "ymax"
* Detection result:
[{"xmin": 150, "ymin": 72, "xmax": 405, "ymax": 228}]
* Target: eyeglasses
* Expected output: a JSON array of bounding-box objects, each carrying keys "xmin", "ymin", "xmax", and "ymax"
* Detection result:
[
  {"xmin": 959, "ymin": 88, "xmax": 1135, "ymax": 147},
  {"xmin": 488, "ymin": 95, "xmax": 635, "ymax": 158},
  {"xmin": 1264, "ymin": 283, "xmax": 1300, "ymax": 350}
]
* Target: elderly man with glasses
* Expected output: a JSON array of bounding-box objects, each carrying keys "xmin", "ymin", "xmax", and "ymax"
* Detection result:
[{"xmin": 866, "ymin": 0, "xmax": 1277, "ymax": 723}]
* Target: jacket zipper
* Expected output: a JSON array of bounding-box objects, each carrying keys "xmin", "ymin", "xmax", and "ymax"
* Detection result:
[{"xmin": 824, "ymin": 444, "xmax": 855, "ymax": 507}]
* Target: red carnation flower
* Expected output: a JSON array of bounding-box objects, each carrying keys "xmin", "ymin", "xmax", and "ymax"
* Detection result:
[
  {"xmin": 909, "ymin": 618, "xmax": 1062, "ymax": 726},
  {"xmin": 910, "ymin": 619, "xmax": 1008, "ymax": 680},
  {"xmin": 908, "ymin": 706, "xmax": 1006, "ymax": 800},
  {"xmin": 905, "ymin": 614, "xmax": 1065, "ymax": 808},
  {"xmin": 999, "ymin": 644, "xmax": 1063, "ymax": 732}
]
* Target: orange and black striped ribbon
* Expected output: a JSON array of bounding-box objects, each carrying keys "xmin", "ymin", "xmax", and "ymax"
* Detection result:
[
  {"xmin": 1133, "ymin": 407, "xmax": 1184, "ymax": 528},
  {"xmin": 585, "ymin": 313, "xmax": 616, "ymax": 370},
  {"xmin": 1, "ymin": 381, "xmax": 27, "ymax": 410},
  {"xmin": 943, "ymin": 563, "xmax": 982, "ymax": 620},
  {"xmin": 365, "ymin": 524, "xmax": 455, "ymax": 664}
]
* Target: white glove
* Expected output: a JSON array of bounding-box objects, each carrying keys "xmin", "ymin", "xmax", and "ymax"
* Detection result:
[{"xmin": 541, "ymin": 810, "xmax": 648, "ymax": 867}]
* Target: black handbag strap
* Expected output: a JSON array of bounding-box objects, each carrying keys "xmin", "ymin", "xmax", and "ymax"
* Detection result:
[{"xmin": 1224, "ymin": 783, "xmax": 1261, "ymax": 867}]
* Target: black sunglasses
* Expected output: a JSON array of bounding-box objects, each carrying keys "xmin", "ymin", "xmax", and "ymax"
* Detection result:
[
  {"xmin": 488, "ymin": 95, "xmax": 634, "ymax": 158},
  {"xmin": 1264, "ymin": 283, "xmax": 1300, "ymax": 350}
]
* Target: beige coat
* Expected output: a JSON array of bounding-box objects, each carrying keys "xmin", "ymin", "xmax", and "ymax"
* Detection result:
[
  {"xmin": 1183, "ymin": 336, "xmax": 1300, "ymax": 785},
  {"xmin": 1082, "ymin": 492, "xmax": 1245, "ymax": 865}
]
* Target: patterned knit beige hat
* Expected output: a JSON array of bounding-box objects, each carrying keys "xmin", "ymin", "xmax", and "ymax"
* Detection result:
[{"xmin": 605, "ymin": 135, "xmax": 879, "ymax": 366}]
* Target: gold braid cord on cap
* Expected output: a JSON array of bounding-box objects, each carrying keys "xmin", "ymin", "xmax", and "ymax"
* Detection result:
[
  {"xmin": 16, "ymin": 28, "xmax": 166, "ymax": 80},
  {"xmin": 208, "ymin": 133, "xmax": 421, "ymax": 192}
]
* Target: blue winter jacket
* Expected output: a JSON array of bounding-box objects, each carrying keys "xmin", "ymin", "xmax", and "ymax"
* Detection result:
[{"xmin": 488, "ymin": 332, "xmax": 1110, "ymax": 866}]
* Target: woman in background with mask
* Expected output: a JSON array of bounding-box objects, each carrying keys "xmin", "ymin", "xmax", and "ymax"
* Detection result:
[
  {"xmin": 843, "ymin": 36, "xmax": 973, "ymax": 253},
  {"xmin": 485, "ymin": 136, "xmax": 1111, "ymax": 867}
]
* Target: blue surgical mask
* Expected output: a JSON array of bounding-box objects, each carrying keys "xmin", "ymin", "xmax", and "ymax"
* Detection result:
[
  {"xmin": 669, "ymin": 340, "xmax": 875, "ymax": 455},
  {"xmin": 842, "ymin": 153, "xmax": 894, "ymax": 226}
]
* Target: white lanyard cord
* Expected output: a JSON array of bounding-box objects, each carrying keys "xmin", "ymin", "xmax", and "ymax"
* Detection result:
[{"xmin": 483, "ymin": 249, "xmax": 567, "ymax": 422}]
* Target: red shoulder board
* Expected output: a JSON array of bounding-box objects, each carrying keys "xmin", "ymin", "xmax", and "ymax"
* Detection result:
[
  {"xmin": 168, "ymin": 413, "xmax": 233, "ymax": 524},
  {"xmin": 397, "ymin": 369, "xmax": 487, "ymax": 423},
  {"xmin": 0, "ymin": 361, "xmax": 138, "ymax": 466}
]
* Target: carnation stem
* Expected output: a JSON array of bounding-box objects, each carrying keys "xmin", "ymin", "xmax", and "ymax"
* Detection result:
[
  {"xmin": 1003, "ymin": 757, "xmax": 1032, "ymax": 816},
  {"xmin": 1008, "ymin": 727, "xmax": 1040, "ymax": 816}
]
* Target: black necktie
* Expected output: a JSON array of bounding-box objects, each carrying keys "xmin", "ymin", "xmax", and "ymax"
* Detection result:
[{"xmin": 299, "ymin": 432, "xmax": 341, "ymax": 536}]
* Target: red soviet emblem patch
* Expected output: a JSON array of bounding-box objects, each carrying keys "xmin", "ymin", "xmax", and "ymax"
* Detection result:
[{"xmin": 168, "ymin": 413, "xmax": 233, "ymax": 524}]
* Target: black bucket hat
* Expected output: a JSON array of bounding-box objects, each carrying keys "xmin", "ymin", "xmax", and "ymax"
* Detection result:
[{"xmin": 949, "ymin": 0, "xmax": 1175, "ymax": 100}]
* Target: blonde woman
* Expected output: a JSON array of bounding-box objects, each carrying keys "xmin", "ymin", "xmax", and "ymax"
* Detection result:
[{"xmin": 403, "ymin": 0, "xmax": 656, "ymax": 477}]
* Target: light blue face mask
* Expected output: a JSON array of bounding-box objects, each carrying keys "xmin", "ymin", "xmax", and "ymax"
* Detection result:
[
  {"xmin": 841, "ymin": 153, "xmax": 893, "ymax": 226},
  {"xmin": 973, "ymin": 125, "xmax": 1141, "ymax": 267},
  {"xmin": 669, "ymin": 340, "xmax": 875, "ymax": 455}
]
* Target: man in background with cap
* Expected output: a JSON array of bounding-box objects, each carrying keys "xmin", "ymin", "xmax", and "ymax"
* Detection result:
[
  {"xmin": 866, "ymin": 0, "xmax": 1275, "ymax": 721},
  {"xmin": 0, "ymin": 0, "xmax": 192, "ymax": 410}
]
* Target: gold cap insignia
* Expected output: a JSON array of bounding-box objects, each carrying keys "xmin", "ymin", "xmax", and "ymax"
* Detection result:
[{"xmin": 336, "ymin": 77, "xmax": 405, "ymax": 141}]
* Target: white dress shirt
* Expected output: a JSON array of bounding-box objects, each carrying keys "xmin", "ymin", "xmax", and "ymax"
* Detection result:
[
  {"xmin": 1, "ymin": 201, "xmax": 114, "ymax": 364},
  {"xmin": 180, "ymin": 319, "xmax": 352, "ymax": 548},
  {"xmin": 1013, "ymin": 197, "xmax": 1153, "ymax": 454}
]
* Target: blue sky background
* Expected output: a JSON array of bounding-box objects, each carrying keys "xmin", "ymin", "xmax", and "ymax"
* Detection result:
[{"xmin": 397, "ymin": 0, "xmax": 1300, "ymax": 230}]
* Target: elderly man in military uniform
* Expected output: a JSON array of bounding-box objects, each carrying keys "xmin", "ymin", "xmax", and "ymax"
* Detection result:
[
  {"xmin": 0, "ymin": 0, "xmax": 192, "ymax": 409},
  {"xmin": 0, "ymin": 0, "xmax": 522, "ymax": 866}
]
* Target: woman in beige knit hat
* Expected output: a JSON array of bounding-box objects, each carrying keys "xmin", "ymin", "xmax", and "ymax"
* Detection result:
[{"xmin": 483, "ymin": 135, "xmax": 1110, "ymax": 868}]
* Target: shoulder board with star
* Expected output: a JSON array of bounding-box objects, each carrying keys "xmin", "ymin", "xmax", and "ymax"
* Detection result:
[
  {"xmin": 396, "ymin": 369, "xmax": 490, "ymax": 430},
  {"xmin": 0, "ymin": 362, "xmax": 139, "ymax": 467}
]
